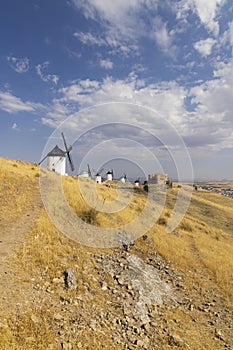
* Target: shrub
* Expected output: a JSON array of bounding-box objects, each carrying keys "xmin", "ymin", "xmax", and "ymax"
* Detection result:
[
  {"xmin": 179, "ymin": 220, "xmax": 193, "ymax": 232},
  {"xmin": 81, "ymin": 208, "xmax": 99, "ymax": 225},
  {"xmin": 157, "ymin": 217, "xmax": 167, "ymax": 226}
]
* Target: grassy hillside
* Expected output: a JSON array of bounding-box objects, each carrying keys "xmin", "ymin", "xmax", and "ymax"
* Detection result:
[{"xmin": 0, "ymin": 158, "xmax": 232, "ymax": 350}]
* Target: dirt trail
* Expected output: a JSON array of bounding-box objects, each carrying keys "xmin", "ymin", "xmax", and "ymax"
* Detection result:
[{"xmin": 0, "ymin": 186, "xmax": 43, "ymax": 311}]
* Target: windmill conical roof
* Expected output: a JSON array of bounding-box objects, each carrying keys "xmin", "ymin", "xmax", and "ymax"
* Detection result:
[{"xmin": 47, "ymin": 145, "xmax": 66, "ymax": 157}]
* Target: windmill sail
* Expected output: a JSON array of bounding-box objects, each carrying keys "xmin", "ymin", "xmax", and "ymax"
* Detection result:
[{"xmin": 61, "ymin": 132, "xmax": 75, "ymax": 172}]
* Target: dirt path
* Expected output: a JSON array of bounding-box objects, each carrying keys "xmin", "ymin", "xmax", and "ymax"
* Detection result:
[{"xmin": 0, "ymin": 186, "xmax": 43, "ymax": 311}]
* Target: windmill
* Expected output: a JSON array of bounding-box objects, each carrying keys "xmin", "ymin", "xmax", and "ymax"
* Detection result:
[
  {"xmin": 120, "ymin": 173, "xmax": 127, "ymax": 183},
  {"xmin": 93, "ymin": 167, "xmax": 104, "ymax": 183},
  {"xmin": 106, "ymin": 169, "xmax": 114, "ymax": 181},
  {"xmin": 38, "ymin": 132, "xmax": 75, "ymax": 175}
]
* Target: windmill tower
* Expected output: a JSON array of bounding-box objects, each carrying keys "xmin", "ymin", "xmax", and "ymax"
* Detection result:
[
  {"xmin": 106, "ymin": 170, "xmax": 114, "ymax": 181},
  {"xmin": 120, "ymin": 174, "xmax": 127, "ymax": 183},
  {"xmin": 47, "ymin": 145, "xmax": 66, "ymax": 175},
  {"xmin": 39, "ymin": 132, "xmax": 75, "ymax": 175},
  {"xmin": 95, "ymin": 167, "xmax": 104, "ymax": 184},
  {"xmin": 95, "ymin": 173, "xmax": 102, "ymax": 184}
]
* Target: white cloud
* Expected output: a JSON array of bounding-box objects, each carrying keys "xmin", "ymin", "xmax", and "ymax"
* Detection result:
[
  {"xmin": 220, "ymin": 21, "xmax": 233, "ymax": 48},
  {"xmin": 0, "ymin": 91, "xmax": 35, "ymax": 113},
  {"xmin": 194, "ymin": 37, "xmax": 216, "ymax": 56},
  {"xmin": 7, "ymin": 56, "xmax": 29, "ymax": 73},
  {"xmin": 11, "ymin": 122, "xmax": 18, "ymax": 130},
  {"xmin": 153, "ymin": 17, "xmax": 177, "ymax": 56},
  {"xmin": 41, "ymin": 57, "xmax": 233, "ymax": 154},
  {"xmin": 229, "ymin": 22, "xmax": 233, "ymax": 46},
  {"xmin": 72, "ymin": 0, "xmax": 178, "ymax": 56},
  {"xmin": 100, "ymin": 58, "xmax": 113, "ymax": 69},
  {"xmin": 74, "ymin": 32, "xmax": 105, "ymax": 46},
  {"xmin": 189, "ymin": 57, "xmax": 233, "ymax": 149},
  {"xmin": 74, "ymin": 30, "xmax": 139, "ymax": 56},
  {"xmin": 36, "ymin": 61, "xmax": 59, "ymax": 84},
  {"xmin": 176, "ymin": 0, "xmax": 227, "ymax": 36}
]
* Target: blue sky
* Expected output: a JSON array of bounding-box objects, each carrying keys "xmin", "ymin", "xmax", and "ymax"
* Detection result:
[{"xmin": 0, "ymin": 0, "xmax": 233, "ymax": 180}]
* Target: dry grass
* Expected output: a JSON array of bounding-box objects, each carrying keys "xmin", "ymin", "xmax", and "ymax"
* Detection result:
[
  {"xmin": 62, "ymin": 176, "xmax": 147, "ymax": 228},
  {"xmin": 0, "ymin": 158, "xmax": 39, "ymax": 219},
  {"xmin": 0, "ymin": 158, "xmax": 233, "ymax": 349}
]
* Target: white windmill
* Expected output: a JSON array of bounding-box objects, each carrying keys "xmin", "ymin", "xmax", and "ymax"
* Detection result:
[
  {"xmin": 120, "ymin": 174, "xmax": 127, "ymax": 183},
  {"xmin": 106, "ymin": 169, "xmax": 114, "ymax": 181},
  {"xmin": 95, "ymin": 167, "xmax": 104, "ymax": 184},
  {"xmin": 39, "ymin": 132, "xmax": 75, "ymax": 175}
]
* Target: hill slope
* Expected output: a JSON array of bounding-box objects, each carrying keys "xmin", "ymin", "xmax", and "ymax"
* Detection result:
[{"xmin": 0, "ymin": 158, "xmax": 232, "ymax": 350}]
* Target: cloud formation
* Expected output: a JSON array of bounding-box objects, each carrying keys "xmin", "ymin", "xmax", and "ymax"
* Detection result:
[
  {"xmin": 72, "ymin": 0, "xmax": 229, "ymax": 59},
  {"xmin": 0, "ymin": 91, "xmax": 35, "ymax": 113},
  {"xmin": 7, "ymin": 56, "xmax": 29, "ymax": 73},
  {"xmin": 100, "ymin": 58, "xmax": 113, "ymax": 69},
  {"xmin": 194, "ymin": 38, "xmax": 216, "ymax": 56},
  {"xmin": 176, "ymin": 0, "xmax": 228, "ymax": 36},
  {"xmin": 40, "ymin": 55, "xmax": 233, "ymax": 155},
  {"xmin": 36, "ymin": 61, "xmax": 59, "ymax": 84}
]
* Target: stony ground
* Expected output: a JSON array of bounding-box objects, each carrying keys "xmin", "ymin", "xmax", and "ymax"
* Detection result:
[{"xmin": 1, "ymin": 228, "xmax": 232, "ymax": 349}]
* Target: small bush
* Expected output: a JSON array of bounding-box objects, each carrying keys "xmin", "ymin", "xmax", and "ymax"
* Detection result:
[
  {"xmin": 179, "ymin": 220, "xmax": 193, "ymax": 232},
  {"xmin": 81, "ymin": 208, "xmax": 99, "ymax": 225},
  {"xmin": 157, "ymin": 217, "xmax": 167, "ymax": 226}
]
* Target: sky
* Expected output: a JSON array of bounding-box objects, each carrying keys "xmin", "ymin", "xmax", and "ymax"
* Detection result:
[{"xmin": 0, "ymin": 0, "xmax": 233, "ymax": 180}]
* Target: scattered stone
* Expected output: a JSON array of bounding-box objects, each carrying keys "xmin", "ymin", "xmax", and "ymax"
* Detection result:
[
  {"xmin": 61, "ymin": 342, "xmax": 72, "ymax": 350},
  {"xmin": 63, "ymin": 268, "xmax": 77, "ymax": 290},
  {"xmin": 100, "ymin": 281, "xmax": 108, "ymax": 291},
  {"xmin": 54, "ymin": 313, "xmax": 63, "ymax": 322},
  {"xmin": 52, "ymin": 277, "xmax": 61, "ymax": 284},
  {"xmin": 215, "ymin": 329, "xmax": 225, "ymax": 341},
  {"xmin": 117, "ymin": 231, "xmax": 135, "ymax": 251}
]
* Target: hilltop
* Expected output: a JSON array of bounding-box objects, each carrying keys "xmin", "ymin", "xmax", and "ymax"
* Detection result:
[{"xmin": 0, "ymin": 157, "xmax": 233, "ymax": 350}]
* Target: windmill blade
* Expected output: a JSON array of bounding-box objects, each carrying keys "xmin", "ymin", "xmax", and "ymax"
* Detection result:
[
  {"xmin": 87, "ymin": 164, "xmax": 92, "ymax": 178},
  {"xmin": 61, "ymin": 132, "xmax": 74, "ymax": 172},
  {"xmin": 38, "ymin": 154, "xmax": 48, "ymax": 165},
  {"xmin": 111, "ymin": 169, "xmax": 114, "ymax": 179},
  {"xmin": 61, "ymin": 132, "xmax": 72, "ymax": 153},
  {"xmin": 67, "ymin": 151, "xmax": 75, "ymax": 172}
]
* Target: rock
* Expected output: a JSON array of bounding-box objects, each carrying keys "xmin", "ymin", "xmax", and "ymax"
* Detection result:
[
  {"xmin": 100, "ymin": 281, "xmax": 108, "ymax": 291},
  {"xmin": 63, "ymin": 268, "xmax": 77, "ymax": 290},
  {"xmin": 135, "ymin": 339, "xmax": 144, "ymax": 347},
  {"xmin": 117, "ymin": 231, "xmax": 134, "ymax": 251},
  {"xmin": 117, "ymin": 276, "xmax": 125, "ymax": 285},
  {"xmin": 142, "ymin": 323, "xmax": 150, "ymax": 332},
  {"xmin": 54, "ymin": 313, "xmax": 63, "ymax": 322},
  {"xmin": 52, "ymin": 277, "xmax": 61, "ymax": 284},
  {"xmin": 61, "ymin": 342, "xmax": 72, "ymax": 350},
  {"xmin": 215, "ymin": 329, "xmax": 225, "ymax": 341}
]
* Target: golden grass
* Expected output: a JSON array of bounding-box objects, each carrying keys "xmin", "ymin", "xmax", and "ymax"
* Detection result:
[
  {"xmin": 1, "ymin": 158, "xmax": 233, "ymax": 349},
  {"xmin": 0, "ymin": 158, "xmax": 39, "ymax": 219},
  {"xmin": 194, "ymin": 228, "xmax": 233, "ymax": 303},
  {"xmin": 62, "ymin": 176, "xmax": 147, "ymax": 228}
]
